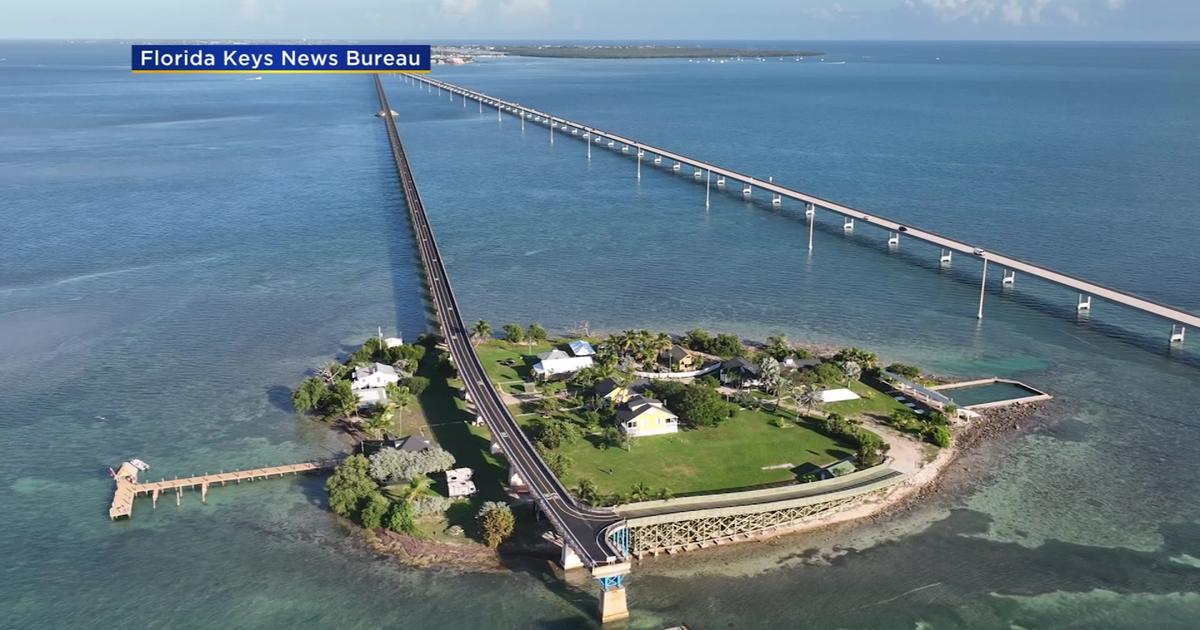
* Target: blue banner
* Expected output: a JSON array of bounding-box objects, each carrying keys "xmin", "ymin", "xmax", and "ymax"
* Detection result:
[{"xmin": 131, "ymin": 44, "xmax": 431, "ymax": 73}]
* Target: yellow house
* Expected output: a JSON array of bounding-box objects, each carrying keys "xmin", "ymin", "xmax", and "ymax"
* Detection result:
[
  {"xmin": 616, "ymin": 396, "xmax": 679, "ymax": 437},
  {"xmin": 663, "ymin": 345, "xmax": 699, "ymax": 371}
]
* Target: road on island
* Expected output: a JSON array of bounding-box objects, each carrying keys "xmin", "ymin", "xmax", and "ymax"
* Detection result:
[{"xmin": 372, "ymin": 75, "xmax": 626, "ymax": 567}]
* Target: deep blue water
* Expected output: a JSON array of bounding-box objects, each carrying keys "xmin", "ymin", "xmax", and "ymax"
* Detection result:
[{"xmin": 2, "ymin": 40, "xmax": 1199, "ymax": 628}]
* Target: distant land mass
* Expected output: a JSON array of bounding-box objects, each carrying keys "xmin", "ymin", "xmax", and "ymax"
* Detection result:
[{"xmin": 491, "ymin": 45, "xmax": 823, "ymax": 59}]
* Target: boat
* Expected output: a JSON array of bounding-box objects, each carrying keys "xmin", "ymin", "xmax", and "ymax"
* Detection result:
[{"xmin": 129, "ymin": 458, "xmax": 150, "ymax": 471}]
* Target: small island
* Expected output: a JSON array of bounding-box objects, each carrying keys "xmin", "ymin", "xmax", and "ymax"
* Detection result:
[
  {"xmin": 484, "ymin": 45, "xmax": 823, "ymax": 60},
  {"xmin": 289, "ymin": 323, "xmax": 1045, "ymax": 564}
]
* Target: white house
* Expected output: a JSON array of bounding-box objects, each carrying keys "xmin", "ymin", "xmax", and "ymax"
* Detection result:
[
  {"xmin": 351, "ymin": 362, "xmax": 401, "ymax": 390},
  {"xmin": 356, "ymin": 387, "xmax": 388, "ymax": 408},
  {"xmin": 568, "ymin": 339, "xmax": 596, "ymax": 357},
  {"xmin": 616, "ymin": 396, "xmax": 679, "ymax": 437},
  {"xmin": 532, "ymin": 348, "xmax": 593, "ymax": 380}
]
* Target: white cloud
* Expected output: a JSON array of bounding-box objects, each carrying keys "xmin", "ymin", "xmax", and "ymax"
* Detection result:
[
  {"xmin": 441, "ymin": 0, "xmax": 481, "ymax": 16},
  {"xmin": 908, "ymin": 0, "xmax": 1075, "ymax": 25},
  {"xmin": 499, "ymin": 0, "xmax": 551, "ymax": 17},
  {"xmin": 1106, "ymin": 0, "xmax": 1127, "ymax": 9}
]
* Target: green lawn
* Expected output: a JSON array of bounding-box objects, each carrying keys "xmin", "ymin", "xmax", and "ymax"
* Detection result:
[
  {"xmin": 475, "ymin": 340, "xmax": 556, "ymax": 393},
  {"xmin": 532, "ymin": 409, "xmax": 855, "ymax": 497},
  {"xmin": 822, "ymin": 380, "xmax": 909, "ymax": 419}
]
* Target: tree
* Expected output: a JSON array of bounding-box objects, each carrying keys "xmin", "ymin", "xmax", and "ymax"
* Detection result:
[
  {"xmin": 385, "ymin": 384, "xmax": 414, "ymax": 434},
  {"xmin": 653, "ymin": 332, "xmax": 673, "ymax": 369},
  {"xmin": 855, "ymin": 432, "xmax": 888, "ymax": 467},
  {"xmin": 529, "ymin": 416, "xmax": 579, "ymax": 449},
  {"xmin": 318, "ymin": 362, "xmax": 347, "ymax": 385},
  {"xmin": 793, "ymin": 382, "xmax": 819, "ymax": 414},
  {"xmin": 629, "ymin": 482, "xmax": 653, "ymax": 502},
  {"xmin": 329, "ymin": 380, "xmax": 360, "ymax": 422},
  {"xmin": 575, "ymin": 479, "xmax": 599, "ymax": 504},
  {"xmin": 359, "ymin": 492, "xmax": 390, "ymax": 529},
  {"xmin": 539, "ymin": 447, "xmax": 572, "ymax": 477},
  {"xmin": 765, "ymin": 335, "xmax": 792, "ymax": 361},
  {"xmin": 758, "ymin": 357, "xmax": 784, "ymax": 408},
  {"xmin": 477, "ymin": 501, "xmax": 515, "ymax": 548},
  {"xmin": 535, "ymin": 396, "xmax": 561, "ymax": 418},
  {"xmin": 325, "ymin": 455, "xmax": 377, "ymax": 519},
  {"xmin": 840, "ymin": 360, "xmax": 862, "ymax": 385},
  {"xmin": 599, "ymin": 426, "xmax": 626, "ymax": 450},
  {"xmin": 502, "ymin": 324, "xmax": 525, "ymax": 344},
  {"xmin": 385, "ymin": 500, "xmax": 416, "ymax": 534},
  {"xmin": 392, "ymin": 475, "xmax": 439, "ymax": 506},
  {"xmin": 682, "ymin": 328, "xmax": 711, "ymax": 352},
  {"xmin": 292, "ymin": 377, "xmax": 329, "ymax": 414},
  {"xmin": 676, "ymin": 384, "xmax": 735, "ymax": 428},
  {"xmin": 471, "ymin": 320, "xmax": 492, "ymax": 345},
  {"xmin": 403, "ymin": 376, "xmax": 430, "ymax": 397},
  {"xmin": 368, "ymin": 447, "xmax": 457, "ymax": 483},
  {"xmin": 707, "ymin": 333, "xmax": 744, "ymax": 358},
  {"xmin": 834, "ymin": 347, "xmax": 878, "ymax": 370},
  {"xmin": 362, "ymin": 406, "xmax": 393, "ymax": 438},
  {"xmin": 526, "ymin": 323, "xmax": 547, "ymax": 351}
]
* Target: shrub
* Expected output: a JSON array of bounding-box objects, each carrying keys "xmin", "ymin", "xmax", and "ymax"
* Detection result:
[
  {"xmin": 886, "ymin": 362, "xmax": 921, "ymax": 379},
  {"xmin": 325, "ymin": 455, "xmax": 377, "ymax": 519},
  {"xmin": 599, "ymin": 426, "xmax": 626, "ymax": 450},
  {"xmin": 359, "ymin": 492, "xmax": 390, "ymax": 529},
  {"xmin": 292, "ymin": 376, "xmax": 330, "ymax": 414},
  {"xmin": 502, "ymin": 324, "xmax": 525, "ymax": 343},
  {"xmin": 927, "ymin": 425, "xmax": 952, "ymax": 448},
  {"xmin": 477, "ymin": 501, "xmax": 515, "ymax": 548},
  {"xmin": 385, "ymin": 501, "xmax": 416, "ymax": 534},
  {"xmin": 368, "ymin": 447, "xmax": 456, "ymax": 483},
  {"xmin": 410, "ymin": 495, "xmax": 453, "ymax": 517}
]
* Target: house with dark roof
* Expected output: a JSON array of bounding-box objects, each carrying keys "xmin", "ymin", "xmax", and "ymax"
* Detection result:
[
  {"xmin": 720, "ymin": 357, "xmax": 762, "ymax": 388},
  {"xmin": 661, "ymin": 345, "xmax": 699, "ymax": 371},
  {"xmin": 593, "ymin": 377, "xmax": 651, "ymax": 406}
]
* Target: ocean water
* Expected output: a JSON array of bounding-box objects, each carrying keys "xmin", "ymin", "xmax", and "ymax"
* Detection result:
[{"xmin": 2, "ymin": 40, "xmax": 1199, "ymax": 628}]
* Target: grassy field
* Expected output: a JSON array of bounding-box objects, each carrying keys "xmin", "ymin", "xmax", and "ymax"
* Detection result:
[
  {"xmin": 534, "ymin": 409, "xmax": 855, "ymax": 497},
  {"xmin": 475, "ymin": 340, "xmax": 556, "ymax": 394},
  {"xmin": 823, "ymin": 379, "xmax": 910, "ymax": 419}
]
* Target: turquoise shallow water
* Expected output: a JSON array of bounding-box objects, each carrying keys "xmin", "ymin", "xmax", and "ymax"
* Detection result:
[{"xmin": 2, "ymin": 41, "xmax": 1200, "ymax": 628}]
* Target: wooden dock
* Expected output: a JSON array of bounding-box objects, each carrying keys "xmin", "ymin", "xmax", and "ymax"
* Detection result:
[{"xmin": 109, "ymin": 459, "xmax": 339, "ymax": 520}]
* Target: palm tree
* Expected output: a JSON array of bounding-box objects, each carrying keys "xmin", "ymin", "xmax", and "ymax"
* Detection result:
[
  {"xmin": 653, "ymin": 332, "xmax": 673, "ymax": 370},
  {"xmin": 471, "ymin": 320, "xmax": 492, "ymax": 346},
  {"xmin": 575, "ymin": 479, "xmax": 599, "ymax": 505},
  {"xmin": 794, "ymin": 383, "xmax": 819, "ymax": 415},
  {"xmin": 319, "ymin": 361, "xmax": 346, "ymax": 385},
  {"xmin": 393, "ymin": 475, "xmax": 439, "ymax": 506},
  {"xmin": 363, "ymin": 406, "xmax": 393, "ymax": 438},
  {"xmin": 759, "ymin": 357, "xmax": 783, "ymax": 409},
  {"xmin": 386, "ymin": 384, "xmax": 414, "ymax": 435}
]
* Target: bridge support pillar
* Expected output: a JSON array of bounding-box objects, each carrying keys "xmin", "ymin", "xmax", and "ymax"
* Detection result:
[
  {"xmin": 705, "ymin": 170, "xmax": 711, "ymax": 208},
  {"xmin": 636, "ymin": 149, "xmax": 642, "ymax": 180},
  {"xmin": 977, "ymin": 258, "xmax": 989, "ymax": 320},
  {"xmin": 560, "ymin": 543, "xmax": 584, "ymax": 570},
  {"xmin": 694, "ymin": 169, "xmax": 703, "ymax": 181},
  {"xmin": 887, "ymin": 232, "xmax": 899, "ymax": 247},
  {"xmin": 1170, "ymin": 324, "xmax": 1185, "ymax": 344},
  {"xmin": 1077, "ymin": 294, "xmax": 1092, "ymax": 312},
  {"xmin": 1003, "ymin": 269, "xmax": 1016, "ymax": 287},
  {"xmin": 940, "ymin": 249, "xmax": 953, "ymax": 265},
  {"xmin": 508, "ymin": 470, "xmax": 527, "ymax": 491},
  {"xmin": 597, "ymin": 575, "xmax": 629, "ymax": 623},
  {"xmin": 742, "ymin": 183, "xmax": 752, "ymax": 199},
  {"xmin": 672, "ymin": 161, "xmax": 681, "ymax": 172},
  {"xmin": 807, "ymin": 205, "xmax": 815, "ymax": 252},
  {"xmin": 716, "ymin": 175, "xmax": 725, "ymax": 188},
  {"xmin": 843, "ymin": 217, "xmax": 854, "ymax": 232},
  {"xmin": 550, "ymin": 119, "xmax": 554, "ymax": 144},
  {"xmin": 586, "ymin": 134, "xmax": 592, "ymax": 159}
]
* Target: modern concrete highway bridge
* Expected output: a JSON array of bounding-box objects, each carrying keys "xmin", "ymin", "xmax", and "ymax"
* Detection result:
[{"xmin": 403, "ymin": 73, "xmax": 1197, "ymax": 347}]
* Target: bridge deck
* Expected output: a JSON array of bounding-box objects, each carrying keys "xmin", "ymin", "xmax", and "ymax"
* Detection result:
[{"xmin": 410, "ymin": 74, "xmax": 1200, "ymax": 331}]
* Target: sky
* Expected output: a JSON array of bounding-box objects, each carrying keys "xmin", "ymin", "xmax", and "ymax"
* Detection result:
[{"xmin": 4, "ymin": 0, "xmax": 1198, "ymax": 41}]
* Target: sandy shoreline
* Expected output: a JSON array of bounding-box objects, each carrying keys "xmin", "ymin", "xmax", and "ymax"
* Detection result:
[{"xmin": 675, "ymin": 402, "xmax": 1047, "ymax": 549}]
